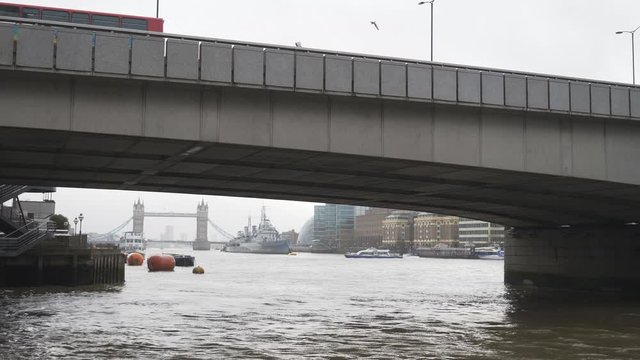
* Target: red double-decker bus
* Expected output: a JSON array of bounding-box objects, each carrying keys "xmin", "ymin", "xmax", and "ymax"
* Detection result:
[{"xmin": 0, "ymin": 2, "xmax": 163, "ymax": 32}]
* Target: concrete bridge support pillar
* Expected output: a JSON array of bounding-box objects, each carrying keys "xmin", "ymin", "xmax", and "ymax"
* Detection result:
[{"xmin": 504, "ymin": 227, "xmax": 640, "ymax": 292}]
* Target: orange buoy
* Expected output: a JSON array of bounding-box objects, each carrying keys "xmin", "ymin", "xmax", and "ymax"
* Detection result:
[
  {"xmin": 127, "ymin": 252, "xmax": 145, "ymax": 266},
  {"xmin": 147, "ymin": 254, "xmax": 175, "ymax": 272}
]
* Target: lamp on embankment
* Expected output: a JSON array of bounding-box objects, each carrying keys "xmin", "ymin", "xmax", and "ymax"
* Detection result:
[
  {"xmin": 418, "ymin": 0, "xmax": 435, "ymax": 61},
  {"xmin": 78, "ymin": 213, "xmax": 84, "ymax": 236},
  {"xmin": 616, "ymin": 25, "xmax": 640, "ymax": 84},
  {"xmin": 73, "ymin": 217, "xmax": 78, "ymax": 235}
]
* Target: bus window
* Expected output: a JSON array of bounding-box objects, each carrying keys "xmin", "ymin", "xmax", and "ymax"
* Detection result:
[
  {"xmin": 121, "ymin": 17, "xmax": 148, "ymax": 30},
  {"xmin": 92, "ymin": 14, "xmax": 118, "ymax": 28},
  {"xmin": 22, "ymin": 8, "xmax": 40, "ymax": 19},
  {"xmin": 42, "ymin": 9, "xmax": 69, "ymax": 22},
  {"xmin": 71, "ymin": 12, "xmax": 90, "ymax": 24},
  {"xmin": 0, "ymin": 5, "xmax": 19, "ymax": 17}
]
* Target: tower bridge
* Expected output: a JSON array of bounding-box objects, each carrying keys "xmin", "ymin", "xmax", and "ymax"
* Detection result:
[{"xmin": 132, "ymin": 199, "xmax": 211, "ymax": 250}]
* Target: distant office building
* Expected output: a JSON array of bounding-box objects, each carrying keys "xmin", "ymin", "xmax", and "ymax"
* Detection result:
[
  {"xmin": 313, "ymin": 204, "xmax": 356, "ymax": 251},
  {"xmin": 161, "ymin": 225, "xmax": 174, "ymax": 241},
  {"xmin": 281, "ymin": 229, "xmax": 299, "ymax": 246},
  {"xmin": 458, "ymin": 218, "xmax": 505, "ymax": 246},
  {"xmin": 413, "ymin": 213, "xmax": 459, "ymax": 247},
  {"xmin": 354, "ymin": 208, "xmax": 395, "ymax": 249},
  {"xmin": 381, "ymin": 210, "xmax": 416, "ymax": 252}
]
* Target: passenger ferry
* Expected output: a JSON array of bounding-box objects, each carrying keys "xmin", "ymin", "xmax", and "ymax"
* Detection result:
[
  {"xmin": 473, "ymin": 247, "xmax": 504, "ymax": 260},
  {"xmin": 345, "ymin": 248, "xmax": 402, "ymax": 259}
]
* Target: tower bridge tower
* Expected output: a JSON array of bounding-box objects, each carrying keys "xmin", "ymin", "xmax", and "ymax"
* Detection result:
[
  {"xmin": 196, "ymin": 199, "xmax": 208, "ymax": 242},
  {"xmin": 193, "ymin": 199, "xmax": 211, "ymax": 250},
  {"xmin": 132, "ymin": 198, "xmax": 144, "ymax": 234}
]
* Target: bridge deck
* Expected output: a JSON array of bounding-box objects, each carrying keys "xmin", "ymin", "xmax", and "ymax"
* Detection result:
[{"xmin": 0, "ymin": 17, "xmax": 637, "ymax": 122}]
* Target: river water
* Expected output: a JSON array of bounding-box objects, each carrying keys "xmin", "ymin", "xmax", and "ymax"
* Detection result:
[{"xmin": 1, "ymin": 249, "xmax": 640, "ymax": 359}]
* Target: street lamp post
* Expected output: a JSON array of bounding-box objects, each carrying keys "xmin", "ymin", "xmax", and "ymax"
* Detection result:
[
  {"xmin": 78, "ymin": 213, "xmax": 84, "ymax": 236},
  {"xmin": 418, "ymin": 0, "xmax": 435, "ymax": 62},
  {"xmin": 156, "ymin": 0, "xmax": 159, "ymax": 18},
  {"xmin": 73, "ymin": 217, "xmax": 78, "ymax": 235},
  {"xmin": 616, "ymin": 25, "xmax": 640, "ymax": 85}
]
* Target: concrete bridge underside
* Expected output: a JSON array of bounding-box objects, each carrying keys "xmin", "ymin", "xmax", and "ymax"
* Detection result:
[
  {"xmin": 2, "ymin": 19, "xmax": 640, "ymax": 291},
  {"xmin": 2, "ymin": 71, "xmax": 640, "ymax": 231}
]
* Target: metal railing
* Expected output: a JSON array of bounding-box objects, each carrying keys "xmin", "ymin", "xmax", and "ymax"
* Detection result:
[
  {"xmin": 0, "ymin": 16, "xmax": 638, "ymax": 121},
  {"xmin": 0, "ymin": 220, "xmax": 54, "ymax": 257},
  {"xmin": 0, "ymin": 185, "xmax": 28, "ymax": 204}
]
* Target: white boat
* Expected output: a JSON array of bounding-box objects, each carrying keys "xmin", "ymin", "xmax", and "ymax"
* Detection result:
[
  {"xmin": 120, "ymin": 231, "xmax": 146, "ymax": 253},
  {"xmin": 473, "ymin": 247, "xmax": 504, "ymax": 260},
  {"xmin": 345, "ymin": 248, "xmax": 402, "ymax": 259}
]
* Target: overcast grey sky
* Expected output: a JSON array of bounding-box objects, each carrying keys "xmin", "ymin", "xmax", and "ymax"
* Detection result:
[{"xmin": 11, "ymin": 0, "xmax": 640, "ymax": 239}]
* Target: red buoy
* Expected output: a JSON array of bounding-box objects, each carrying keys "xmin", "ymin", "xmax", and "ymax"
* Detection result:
[
  {"xmin": 127, "ymin": 252, "xmax": 145, "ymax": 266},
  {"xmin": 147, "ymin": 254, "xmax": 175, "ymax": 272}
]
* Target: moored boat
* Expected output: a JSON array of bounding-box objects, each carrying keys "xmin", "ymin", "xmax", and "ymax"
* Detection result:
[
  {"xmin": 166, "ymin": 254, "xmax": 195, "ymax": 267},
  {"xmin": 120, "ymin": 231, "xmax": 146, "ymax": 253},
  {"xmin": 416, "ymin": 247, "xmax": 476, "ymax": 259},
  {"xmin": 473, "ymin": 247, "xmax": 504, "ymax": 260},
  {"xmin": 222, "ymin": 207, "xmax": 290, "ymax": 255},
  {"xmin": 345, "ymin": 248, "xmax": 402, "ymax": 259}
]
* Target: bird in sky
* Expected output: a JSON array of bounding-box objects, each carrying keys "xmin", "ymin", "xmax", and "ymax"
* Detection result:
[
  {"xmin": 295, "ymin": 41, "xmax": 302, "ymax": 48},
  {"xmin": 370, "ymin": 21, "xmax": 379, "ymax": 31}
]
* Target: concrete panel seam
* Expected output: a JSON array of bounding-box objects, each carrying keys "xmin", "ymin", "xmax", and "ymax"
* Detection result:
[
  {"xmin": 378, "ymin": 61, "xmax": 382, "ymax": 97},
  {"xmin": 405, "ymin": 63, "xmax": 408, "ymax": 99},
  {"xmin": 262, "ymin": 48, "xmax": 266, "ymax": 87},
  {"xmin": 568, "ymin": 80, "xmax": 572, "ymax": 114},
  {"xmin": 479, "ymin": 70, "xmax": 483, "ymax": 105},
  {"xmin": 323, "ymin": 55, "xmax": 326, "ymax": 92},
  {"xmin": 293, "ymin": 51, "xmax": 297, "ymax": 90},
  {"xmin": 589, "ymin": 83, "xmax": 593, "ymax": 116},
  {"xmin": 351, "ymin": 57, "xmax": 354, "ymax": 93},
  {"xmin": 231, "ymin": 45, "xmax": 235, "ymax": 84}
]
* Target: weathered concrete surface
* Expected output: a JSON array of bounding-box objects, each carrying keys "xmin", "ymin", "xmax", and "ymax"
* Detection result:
[
  {"xmin": 505, "ymin": 227, "xmax": 640, "ymax": 292},
  {"xmin": 1, "ymin": 72, "xmax": 640, "ymax": 228},
  {"xmin": 1, "ymin": 22, "xmax": 639, "ymax": 120}
]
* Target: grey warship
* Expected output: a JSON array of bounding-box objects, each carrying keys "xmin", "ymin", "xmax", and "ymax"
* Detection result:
[{"xmin": 222, "ymin": 207, "xmax": 290, "ymax": 254}]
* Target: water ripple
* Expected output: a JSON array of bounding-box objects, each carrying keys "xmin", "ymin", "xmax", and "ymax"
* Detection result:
[{"xmin": 1, "ymin": 252, "xmax": 639, "ymax": 359}]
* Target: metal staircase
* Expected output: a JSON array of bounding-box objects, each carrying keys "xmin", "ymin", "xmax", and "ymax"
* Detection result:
[
  {"xmin": 0, "ymin": 185, "xmax": 57, "ymax": 256},
  {"xmin": 0, "ymin": 220, "xmax": 55, "ymax": 257},
  {"xmin": 0, "ymin": 185, "xmax": 28, "ymax": 204},
  {"xmin": 0, "ymin": 185, "xmax": 30, "ymax": 235}
]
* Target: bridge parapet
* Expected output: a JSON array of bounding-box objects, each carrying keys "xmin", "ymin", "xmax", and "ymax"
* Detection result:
[{"xmin": 0, "ymin": 17, "xmax": 638, "ymax": 121}]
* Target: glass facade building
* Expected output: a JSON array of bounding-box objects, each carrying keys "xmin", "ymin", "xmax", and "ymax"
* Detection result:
[{"xmin": 313, "ymin": 204, "xmax": 356, "ymax": 251}]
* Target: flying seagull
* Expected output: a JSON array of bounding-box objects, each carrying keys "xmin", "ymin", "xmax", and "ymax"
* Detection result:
[{"xmin": 370, "ymin": 21, "xmax": 379, "ymax": 31}]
